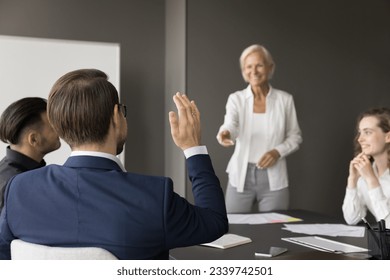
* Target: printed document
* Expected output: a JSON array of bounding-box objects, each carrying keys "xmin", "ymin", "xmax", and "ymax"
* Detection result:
[
  {"xmin": 282, "ymin": 236, "xmax": 368, "ymax": 253},
  {"xmin": 228, "ymin": 212, "xmax": 302, "ymax": 225},
  {"xmin": 282, "ymin": 223, "xmax": 365, "ymax": 237}
]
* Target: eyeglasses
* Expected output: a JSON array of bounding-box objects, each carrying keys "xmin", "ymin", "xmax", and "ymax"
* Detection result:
[{"xmin": 118, "ymin": 104, "xmax": 127, "ymax": 118}]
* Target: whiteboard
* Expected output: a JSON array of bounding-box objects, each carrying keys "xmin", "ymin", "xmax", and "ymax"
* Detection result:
[{"xmin": 0, "ymin": 35, "xmax": 121, "ymax": 165}]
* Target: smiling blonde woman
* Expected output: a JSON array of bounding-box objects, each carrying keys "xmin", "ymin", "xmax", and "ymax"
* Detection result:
[{"xmin": 217, "ymin": 44, "xmax": 302, "ymax": 213}]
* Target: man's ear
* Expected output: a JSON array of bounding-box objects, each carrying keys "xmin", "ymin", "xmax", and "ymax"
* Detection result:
[
  {"xmin": 111, "ymin": 104, "xmax": 121, "ymax": 128},
  {"xmin": 386, "ymin": 131, "xmax": 390, "ymax": 143},
  {"xmin": 27, "ymin": 131, "xmax": 39, "ymax": 147}
]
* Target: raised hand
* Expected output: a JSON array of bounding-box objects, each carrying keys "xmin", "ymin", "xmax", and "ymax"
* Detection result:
[{"xmin": 169, "ymin": 92, "xmax": 201, "ymax": 150}]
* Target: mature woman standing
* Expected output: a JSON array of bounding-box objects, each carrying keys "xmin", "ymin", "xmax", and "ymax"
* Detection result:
[
  {"xmin": 217, "ymin": 44, "xmax": 302, "ymax": 213},
  {"xmin": 342, "ymin": 108, "xmax": 390, "ymax": 227}
]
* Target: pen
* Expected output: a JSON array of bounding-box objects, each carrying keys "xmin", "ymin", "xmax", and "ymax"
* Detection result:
[
  {"xmin": 361, "ymin": 217, "xmax": 373, "ymax": 230},
  {"xmin": 378, "ymin": 219, "xmax": 387, "ymax": 259},
  {"xmin": 378, "ymin": 219, "xmax": 386, "ymax": 232}
]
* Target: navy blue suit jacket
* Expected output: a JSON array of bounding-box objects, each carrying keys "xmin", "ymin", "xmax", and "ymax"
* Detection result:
[{"xmin": 0, "ymin": 154, "xmax": 228, "ymax": 259}]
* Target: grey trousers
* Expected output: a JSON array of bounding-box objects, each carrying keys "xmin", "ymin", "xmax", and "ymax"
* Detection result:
[{"xmin": 225, "ymin": 163, "xmax": 289, "ymax": 213}]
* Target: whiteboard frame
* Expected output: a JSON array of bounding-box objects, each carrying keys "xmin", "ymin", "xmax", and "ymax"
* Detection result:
[{"xmin": 0, "ymin": 35, "xmax": 122, "ymax": 165}]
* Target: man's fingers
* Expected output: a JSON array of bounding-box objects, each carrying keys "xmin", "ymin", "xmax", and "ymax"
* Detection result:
[
  {"xmin": 173, "ymin": 93, "xmax": 186, "ymax": 118},
  {"xmin": 169, "ymin": 92, "xmax": 202, "ymax": 150},
  {"xmin": 190, "ymin": 100, "xmax": 200, "ymax": 122},
  {"xmin": 173, "ymin": 92, "xmax": 196, "ymax": 122},
  {"xmin": 169, "ymin": 111, "xmax": 178, "ymax": 128}
]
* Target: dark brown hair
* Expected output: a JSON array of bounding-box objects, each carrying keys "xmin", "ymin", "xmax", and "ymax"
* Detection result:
[
  {"xmin": 47, "ymin": 69, "xmax": 119, "ymax": 147},
  {"xmin": 0, "ymin": 97, "xmax": 47, "ymax": 144},
  {"xmin": 354, "ymin": 107, "xmax": 390, "ymax": 167}
]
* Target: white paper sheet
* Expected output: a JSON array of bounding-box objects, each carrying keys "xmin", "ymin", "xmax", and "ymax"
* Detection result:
[
  {"xmin": 282, "ymin": 236, "xmax": 368, "ymax": 253},
  {"xmin": 282, "ymin": 223, "xmax": 365, "ymax": 237},
  {"xmin": 228, "ymin": 212, "xmax": 302, "ymax": 224}
]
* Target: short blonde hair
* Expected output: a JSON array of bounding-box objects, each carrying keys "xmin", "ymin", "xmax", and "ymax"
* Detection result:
[{"xmin": 239, "ymin": 44, "xmax": 275, "ymax": 81}]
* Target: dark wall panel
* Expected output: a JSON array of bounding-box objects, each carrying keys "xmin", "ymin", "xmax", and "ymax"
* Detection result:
[
  {"xmin": 0, "ymin": 0, "xmax": 165, "ymax": 175},
  {"xmin": 186, "ymin": 0, "xmax": 390, "ymax": 218}
]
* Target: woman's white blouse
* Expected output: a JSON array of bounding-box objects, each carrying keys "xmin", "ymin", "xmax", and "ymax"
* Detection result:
[
  {"xmin": 217, "ymin": 85, "xmax": 302, "ymax": 192},
  {"xmin": 343, "ymin": 167, "xmax": 390, "ymax": 226}
]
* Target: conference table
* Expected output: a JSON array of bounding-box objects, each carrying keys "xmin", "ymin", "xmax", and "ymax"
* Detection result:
[{"xmin": 170, "ymin": 209, "xmax": 369, "ymax": 260}]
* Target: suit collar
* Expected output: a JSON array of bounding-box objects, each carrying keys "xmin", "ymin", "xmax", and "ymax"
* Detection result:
[
  {"xmin": 70, "ymin": 151, "xmax": 126, "ymax": 171},
  {"xmin": 64, "ymin": 155, "xmax": 124, "ymax": 172}
]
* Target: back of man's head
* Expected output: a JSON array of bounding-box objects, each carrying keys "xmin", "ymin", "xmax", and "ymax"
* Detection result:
[
  {"xmin": 47, "ymin": 69, "xmax": 119, "ymax": 148},
  {"xmin": 0, "ymin": 97, "xmax": 47, "ymax": 145}
]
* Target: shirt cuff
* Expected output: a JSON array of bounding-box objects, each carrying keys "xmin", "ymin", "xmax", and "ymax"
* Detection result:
[
  {"xmin": 368, "ymin": 187, "xmax": 390, "ymax": 217},
  {"xmin": 345, "ymin": 187, "xmax": 357, "ymax": 198},
  {"xmin": 183, "ymin": 146, "xmax": 208, "ymax": 159}
]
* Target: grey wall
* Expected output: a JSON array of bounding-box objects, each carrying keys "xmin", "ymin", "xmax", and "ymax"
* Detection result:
[
  {"xmin": 165, "ymin": 0, "xmax": 187, "ymax": 197},
  {"xmin": 1, "ymin": 0, "xmax": 389, "ymax": 220},
  {"xmin": 186, "ymin": 0, "xmax": 390, "ymax": 218},
  {"xmin": 0, "ymin": 0, "xmax": 166, "ymax": 176}
]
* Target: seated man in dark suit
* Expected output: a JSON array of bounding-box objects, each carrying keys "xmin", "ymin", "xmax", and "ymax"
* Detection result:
[
  {"xmin": 0, "ymin": 97, "xmax": 61, "ymax": 210},
  {"xmin": 0, "ymin": 69, "xmax": 228, "ymax": 259}
]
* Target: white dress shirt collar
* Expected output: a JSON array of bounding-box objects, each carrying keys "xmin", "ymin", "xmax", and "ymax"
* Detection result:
[{"xmin": 70, "ymin": 151, "xmax": 126, "ymax": 172}]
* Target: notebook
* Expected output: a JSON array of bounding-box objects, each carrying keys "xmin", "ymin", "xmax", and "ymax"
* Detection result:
[
  {"xmin": 201, "ymin": 234, "xmax": 252, "ymax": 249},
  {"xmin": 282, "ymin": 236, "xmax": 368, "ymax": 254}
]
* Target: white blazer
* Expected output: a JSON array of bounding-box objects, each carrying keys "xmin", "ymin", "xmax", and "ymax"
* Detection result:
[{"xmin": 218, "ymin": 85, "xmax": 302, "ymax": 192}]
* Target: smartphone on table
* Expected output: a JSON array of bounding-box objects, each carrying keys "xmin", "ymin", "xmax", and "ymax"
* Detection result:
[{"xmin": 255, "ymin": 247, "xmax": 288, "ymax": 258}]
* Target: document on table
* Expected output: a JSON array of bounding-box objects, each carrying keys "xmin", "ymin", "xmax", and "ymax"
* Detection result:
[
  {"xmin": 201, "ymin": 234, "xmax": 252, "ymax": 249},
  {"xmin": 228, "ymin": 212, "xmax": 302, "ymax": 225},
  {"xmin": 281, "ymin": 223, "xmax": 365, "ymax": 237},
  {"xmin": 282, "ymin": 236, "xmax": 368, "ymax": 253}
]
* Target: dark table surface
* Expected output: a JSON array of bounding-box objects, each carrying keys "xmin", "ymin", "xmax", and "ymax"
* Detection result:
[{"xmin": 170, "ymin": 209, "xmax": 369, "ymax": 260}]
